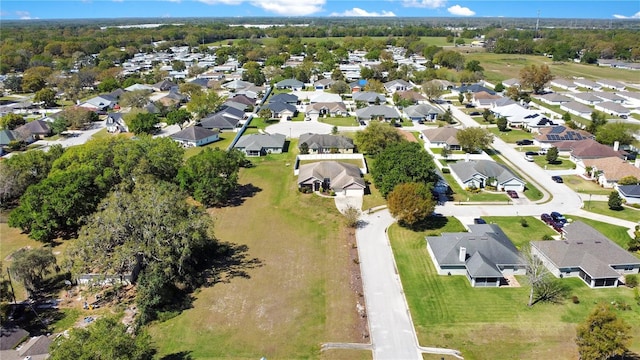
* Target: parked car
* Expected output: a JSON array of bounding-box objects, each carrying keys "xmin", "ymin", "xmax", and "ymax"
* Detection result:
[
  {"xmin": 524, "ymin": 155, "xmax": 534, "ymax": 162},
  {"xmin": 552, "ymin": 222, "xmax": 565, "ymax": 233},
  {"xmin": 359, "ymin": 121, "xmax": 366, "ymax": 126},
  {"xmin": 465, "ymin": 104, "xmax": 475, "ymax": 108},
  {"xmin": 550, "ymin": 211, "xmax": 567, "ymax": 224},
  {"xmin": 540, "ymin": 213, "xmax": 554, "ymax": 225},
  {"xmin": 474, "ymin": 218, "xmax": 487, "ymax": 224},
  {"xmin": 516, "ymin": 139, "xmax": 534, "ymax": 146},
  {"xmin": 551, "ymin": 175, "xmax": 563, "ymax": 183},
  {"xmin": 506, "ymin": 190, "xmax": 519, "ymax": 199},
  {"xmin": 469, "ymin": 111, "xmax": 481, "ymax": 116},
  {"xmin": 525, "ymin": 151, "xmax": 538, "ymax": 156}
]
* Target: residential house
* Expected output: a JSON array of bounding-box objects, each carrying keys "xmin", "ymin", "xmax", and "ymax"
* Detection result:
[
  {"xmin": 580, "ymin": 157, "xmax": 640, "ymax": 188},
  {"xmin": 384, "ymin": 79, "xmax": 412, "ymax": 93},
  {"xmin": 451, "ymin": 84, "xmax": 496, "ymax": 95},
  {"xmin": 592, "ymin": 92, "xmax": 626, "ymax": 104},
  {"xmin": 472, "ymin": 91, "xmax": 503, "ymax": 108},
  {"xmin": 314, "ymin": 78, "xmax": 335, "ymax": 90},
  {"xmin": 560, "ymin": 101, "xmax": 592, "ymax": 118},
  {"xmin": 305, "ymin": 102, "xmax": 348, "ymax": 117},
  {"xmin": 569, "ymin": 138, "xmax": 626, "ymax": 164},
  {"xmin": 234, "ymin": 133, "xmax": 286, "ymax": 156},
  {"xmin": 352, "ymin": 91, "xmax": 386, "ymax": 104},
  {"xmin": 449, "ymin": 160, "xmax": 526, "ymax": 192},
  {"xmin": 595, "ymin": 79, "xmax": 625, "ymax": 91},
  {"xmin": 79, "ymin": 94, "xmax": 117, "ymax": 112},
  {"xmin": 403, "ymin": 104, "xmax": 443, "ymax": 122},
  {"xmin": 297, "ymin": 161, "xmax": 366, "ymax": 196},
  {"xmin": 426, "ymin": 223, "xmax": 525, "ymax": 287},
  {"xmin": 0, "ymin": 129, "xmax": 22, "ymax": 148},
  {"xmin": 501, "ymin": 78, "xmax": 520, "ymax": 88},
  {"xmin": 200, "ymin": 107, "xmax": 244, "ymax": 130},
  {"xmin": 264, "ymin": 101, "xmax": 297, "ymax": 119},
  {"xmin": 536, "ymin": 93, "xmax": 572, "ymax": 106},
  {"xmin": 573, "ymin": 79, "xmax": 601, "ymax": 90},
  {"xmin": 594, "ymin": 101, "xmax": 631, "ymax": 117},
  {"xmin": 106, "ymin": 112, "xmax": 129, "ymax": 133},
  {"xmin": 550, "ymin": 78, "xmax": 577, "ymax": 91},
  {"xmin": 298, "ymin": 133, "xmax": 355, "ymax": 154},
  {"xmin": 228, "ymin": 94, "xmax": 256, "ymax": 107},
  {"xmin": 491, "ymin": 103, "xmax": 549, "ymax": 129},
  {"xmin": 395, "ymin": 90, "xmax": 427, "ymax": 104},
  {"xmin": 153, "ymin": 79, "xmax": 177, "ymax": 92},
  {"xmin": 530, "ymin": 221, "xmax": 640, "ymax": 288},
  {"xmin": 170, "ymin": 126, "xmax": 220, "ymax": 147},
  {"xmin": 420, "ymin": 127, "xmax": 460, "ymax": 150},
  {"xmin": 349, "ymin": 79, "xmax": 367, "ymax": 92},
  {"xmin": 570, "ymin": 92, "xmax": 603, "ymax": 106},
  {"xmin": 275, "ymin": 78, "xmax": 304, "ymax": 91},
  {"xmin": 535, "ymin": 126, "xmax": 593, "ymax": 145},
  {"xmin": 617, "ymin": 185, "xmax": 640, "ymax": 205},
  {"xmin": 125, "ymin": 83, "xmax": 155, "ymax": 92},
  {"xmin": 617, "ymin": 91, "xmax": 640, "ymax": 107},
  {"xmin": 188, "ymin": 77, "xmax": 213, "ymax": 89},
  {"xmin": 16, "ymin": 119, "xmax": 51, "ymax": 139},
  {"xmin": 269, "ymin": 93, "xmax": 298, "ymax": 105},
  {"xmin": 355, "ymin": 105, "xmax": 401, "ymax": 121},
  {"xmin": 308, "ymin": 92, "xmax": 342, "ymax": 104},
  {"xmin": 423, "ymin": 79, "xmax": 454, "ymax": 91}
]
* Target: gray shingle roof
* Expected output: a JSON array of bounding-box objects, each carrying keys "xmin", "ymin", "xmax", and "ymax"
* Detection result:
[
  {"xmin": 299, "ymin": 133, "xmax": 354, "ymax": 151},
  {"xmin": 531, "ymin": 221, "xmax": 640, "ymax": 279},
  {"xmin": 355, "ymin": 105, "xmax": 400, "ymax": 120},
  {"xmin": 466, "ymin": 251, "xmax": 504, "ymax": 278},
  {"xmin": 276, "ymin": 78, "xmax": 304, "ymax": 88},
  {"xmin": 234, "ymin": 133, "xmax": 286, "ymax": 152},
  {"xmin": 269, "ymin": 93, "xmax": 298, "ymax": 104},
  {"xmin": 449, "ymin": 160, "xmax": 524, "ymax": 186},
  {"xmin": 427, "ymin": 223, "xmax": 524, "ymax": 269},
  {"xmin": 404, "ymin": 104, "xmax": 443, "ymax": 118},
  {"xmin": 352, "ymin": 91, "xmax": 385, "ymax": 103},
  {"xmin": 618, "ymin": 185, "xmax": 640, "ymax": 198},
  {"xmin": 170, "ymin": 126, "xmax": 219, "ymax": 141},
  {"xmin": 298, "ymin": 161, "xmax": 365, "ymax": 191}
]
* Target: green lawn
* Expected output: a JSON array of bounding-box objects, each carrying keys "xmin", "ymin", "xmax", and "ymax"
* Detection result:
[
  {"xmin": 319, "ymin": 116, "xmax": 360, "ymax": 127},
  {"xmin": 389, "ymin": 223, "xmax": 640, "ymax": 360},
  {"xmin": 532, "ymin": 156, "xmax": 575, "ymax": 170},
  {"xmin": 183, "ymin": 134, "xmax": 236, "ymax": 158},
  {"xmin": 563, "ymin": 175, "xmax": 613, "ymax": 196},
  {"xmin": 489, "ymin": 127, "xmax": 534, "ymax": 144},
  {"xmin": 486, "ymin": 152, "xmax": 544, "ymax": 202},
  {"xmin": 442, "ymin": 173, "xmax": 512, "ymax": 203},
  {"xmin": 481, "ymin": 216, "xmax": 558, "ymax": 249},
  {"xmin": 362, "ymin": 173, "xmax": 387, "ymax": 211},
  {"xmin": 149, "ymin": 151, "xmax": 368, "ymax": 360},
  {"xmin": 581, "ymin": 201, "xmax": 640, "ymax": 223}
]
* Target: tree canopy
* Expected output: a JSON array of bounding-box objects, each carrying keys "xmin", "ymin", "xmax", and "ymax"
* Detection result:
[
  {"xmin": 354, "ymin": 121, "xmax": 404, "ymax": 156},
  {"xmin": 595, "ymin": 122, "xmax": 635, "ymax": 146},
  {"xmin": 519, "ymin": 64, "xmax": 553, "ymax": 94},
  {"xmin": 49, "ymin": 316, "xmax": 155, "ymax": 360},
  {"xmin": 10, "ymin": 248, "xmax": 57, "ymax": 297},
  {"xmin": 0, "ymin": 113, "xmax": 26, "ymax": 130},
  {"xmin": 187, "ymin": 91, "xmax": 225, "ymax": 119},
  {"xmin": 371, "ymin": 141, "xmax": 438, "ymax": 198},
  {"xmin": 575, "ymin": 303, "xmax": 631, "ymax": 360},
  {"xmin": 387, "ymin": 182, "xmax": 436, "ymax": 227},
  {"xmin": 455, "ymin": 127, "xmax": 494, "ymax": 153}
]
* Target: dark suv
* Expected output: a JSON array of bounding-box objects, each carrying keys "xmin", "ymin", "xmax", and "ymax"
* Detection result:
[
  {"xmin": 550, "ymin": 211, "xmax": 567, "ymax": 224},
  {"xmin": 516, "ymin": 139, "xmax": 534, "ymax": 146},
  {"xmin": 540, "ymin": 213, "xmax": 554, "ymax": 225},
  {"xmin": 551, "ymin": 175, "xmax": 563, "ymax": 183}
]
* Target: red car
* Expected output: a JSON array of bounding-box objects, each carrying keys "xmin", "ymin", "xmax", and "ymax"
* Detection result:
[{"xmin": 506, "ymin": 190, "xmax": 519, "ymax": 199}]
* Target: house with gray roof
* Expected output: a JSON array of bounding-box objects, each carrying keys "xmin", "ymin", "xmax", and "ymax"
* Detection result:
[
  {"xmin": 200, "ymin": 108, "xmax": 243, "ymax": 130},
  {"xmin": 355, "ymin": 105, "xmax": 401, "ymax": 121},
  {"xmin": 594, "ymin": 101, "xmax": 631, "ymax": 117},
  {"xmin": 170, "ymin": 126, "xmax": 219, "ymax": 147},
  {"xmin": 426, "ymin": 224, "xmax": 525, "ymax": 287},
  {"xmin": 384, "ymin": 79, "xmax": 412, "ymax": 93},
  {"xmin": 106, "ymin": 112, "xmax": 129, "ymax": 133},
  {"xmin": 617, "ymin": 184, "xmax": 640, "ymax": 205},
  {"xmin": 570, "ymin": 92, "xmax": 603, "ymax": 106},
  {"xmin": 0, "ymin": 129, "xmax": 22, "ymax": 147},
  {"xmin": 530, "ymin": 221, "xmax": 640, "ymax": 288},
  {"xmin": 299, "ymin": 133, "xmax": 355, "ymax": 154},
  {"xmin": 537, "ymin": 93, "xmax": 572, "ymax": 106},
  {"xmin": 297, "ymin": 161, "xmax": 365, "ymax": 196},
  {"xmin": 269, "ymin": 93, "xmax": 298, "ymax": 105},
  {"xmin": 275, "ymin": 78, "xmax": 304, "ymax": 91},
  {"xmin": 403, "ymin": 104, "xmax": 442, "ymax": 122},
  {"xmin": 449, "ymin": 160, "xmax": 525, "ymax": 192},
  {"xmin": 16, "ymin": 119, "xmax": 51, "ymax": 139},
  {"xmin": 560, "ymin": 101, "xmax": 592, "ymax": 118},
  {"xmin": 305, "ymin": 102, "xmax": 348, "ymax": 117},
  {"xmin": 352, "ymin": 91, "xmax": 386, "ymax": 104},
  {"xmin": 234, "ymin": 133, "xmax": 286, "ymax": 156},
  {"xmin": 264, "ymin": 101, "xmax": 297, "ymax": 119}
]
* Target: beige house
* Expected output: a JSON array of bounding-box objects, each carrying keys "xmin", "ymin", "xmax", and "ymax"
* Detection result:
[
  {"xmin": 580, "ymin": 157, "xmax": 640, "ymax": 188},
  {"xmin": 297, "ymin": 161, "xmax": 365, "ymax": 196}
]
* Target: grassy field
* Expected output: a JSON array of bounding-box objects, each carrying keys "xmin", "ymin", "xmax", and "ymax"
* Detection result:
[
  {"xmin": 581, "ymin": 201, "xmax": 640, "ymax": 223},
  {"xmin": 389, "ymin": 223, "xmax": 640, "ymax": 360},
  {"xmin": 148, "ymin": 151, "xmax": 369, "ymax": 360},
  {"xmin": 319, "ymin": 116, "xmax": 360, "ymax": 127},
  {"xmin": 532, "ymin": 156, "xmax": 575, "ymax": 170},
  {"xmin": 442, "ymin": 173, "xmax": 512, "ymax": 203},
  {"xmin": 183, "ymin": 133, "xmax": 237, "ymax": 158},
  {"xmin": 463, "ymin": 53, "xmax": 640, "ymax": 84},
  {"xmin": 563, "ymin": 175, "xmax": 614, "ymax": 195},
  {"xmin": 488, "ymin": 127, "xmax": 534, "ymax": 144},
  {"xmin": 481, "ymin": 216, "xmax": 558, "ymax": 249}
]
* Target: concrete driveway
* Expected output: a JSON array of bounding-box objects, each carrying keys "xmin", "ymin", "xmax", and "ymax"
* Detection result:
[{"xmin": 334, "ymin": 194, "xmax": 363, "ymax": 214}]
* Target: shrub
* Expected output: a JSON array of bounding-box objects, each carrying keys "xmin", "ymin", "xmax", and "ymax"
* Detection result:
[
  {"xmin": 520, "ymin": 217, "xmax": 529, "ymax": 227},
  {"xmin": 625, "ymin": 274, "xmax": 638, "ymax": 288},
  {"xmin": 441, "ymin": 168, "xmax": 450, "ymax": 173},
  {"xmin": 572, "ymin": 295, "xmax": 580, "ymax": 304},
  {"xmin": 542, "ymin": 234, "xmax": 554, "ymax": 240}
]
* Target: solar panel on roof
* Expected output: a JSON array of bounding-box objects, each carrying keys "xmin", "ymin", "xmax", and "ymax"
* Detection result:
[{"xmin": 550, "ymin": 127, "xmax": 564, "ymax": 134}]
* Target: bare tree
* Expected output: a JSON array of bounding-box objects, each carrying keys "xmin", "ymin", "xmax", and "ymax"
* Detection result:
[
  {"xmin": 523, "ymin": 246, "xmax": 567, "ymax": 306},
  {"xmin": 343, "ymin": 206, "xmax": 360, "ymax": 228},
  {"xmin": 522, "ymin": 246, "xmax": 547, "ymax": 307}
]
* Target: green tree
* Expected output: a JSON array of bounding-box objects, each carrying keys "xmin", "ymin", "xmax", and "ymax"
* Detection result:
[
  {"xmin": 50, "ymin": 116, "xmax": 68, "ymax": 135},
  {"xmin": 595, "ymin": 122, "xmax": 634, "ymax": 146},
  {"xmin": 59, "ymin": 107, "xmax": 98, "ymax": 130},
  {"xmin": 456, "ymin": 127, "xmax": 494, "ymax": 153},
  {"xmin": 618, "ymin": 176, "xmax": 639, "ymax": 185},
  {"xmin": 494, "ymin": 83, "xmax": 505, "ymax": 92},
  {"xmin": 465, "ymin": 59, "xmax": 484, "ymax": 72},
  {"xmin": 127, "ymin": 113, "xmax": 158, "ymax": 135},
  {"xmin": 421, "ymin": 81, "xmax": 442, "ymax": 101},
  {"xmin": 4, "ymin": 75, "xmax": 23, "ymax": 93},
  {"xmin": 372, "ymin": 142, "xmax": 438, "ymax": 197},
  {"xmin": 587, "ymin": 110, "xmax": 607, "ymax": 135},
  {"xmin": 49, "ymin": 316, "xmax": 155, "ymax": 360},
  {"xmin": 172, "ymin": 60, "xmax": 186, "ymax": 72},
  {"xmin": 179, "ymin": 82, "xmax": 204, "ymax": 98},
  {"xmin": 519, "ymin": 64, "xmax": 553, "ymax": 94},
  {"xmin": 458, "ymin": 93, "xmax": 464, "ymax": 104},
  {"xmin": 120, "ymin": 90, "xmax": 152, "ymax": 109},
  {"xmin": 330, "ymin": 80, "xmax": 349, "ymax": 95},
  {"xmin": 177, "ymin": 148, "xmax": 242, "ymax": 207},
  {"xmin": 33, "ymin": 88, "xmax": 57, "ymax": 107},
  {"xmin": 546, "ymin": 146, "xmax": 559, "ymax": 164},
  {"xmin": 0, "ymin": 113, "xmax": 26, "ymax": 130},
  {"xmin": 576, "ymin": 304, "xmax": 631, "ymax": 360},
  {"xmin": 97, "ymin": 77, "xmax": 120, "ymax": 93},
  {"xmin": 22, "ymin": 66, "xmax": 53, "ymax": 93},
  {"xmin": 165, "ymin": 108, "xmax": 192, "ymax": 129},
  {"xmin": 354, "ymin": 121, "xmax": 403, "ymax": 156},
  {"xmin": 608, "ymin": 191, "xmax": 623, "ymax": 210},
  {"xmin": 439, "ymin": 107, "xmax": 454, "ymax": 124},
  {"xmin": 10, "ymin": 248, "xmax": 57, "ymax": 297},
  {"xmin": 496, "ymin": 116, "xmax": 508, "ymax": 131},
  {"xmin": 387, "ymin": 182, "xmax": 436, "ymax": 228},
  {"xmin": 299, "ymin": 142, "xmax": 309, "ymax": 155},
  {"xmin": 331, "ymin": 126, "xmax": 339, "ymax": 135},
  {"xmin": 187, "ymin": 91, "xmax": 225, "ymax": 119}
]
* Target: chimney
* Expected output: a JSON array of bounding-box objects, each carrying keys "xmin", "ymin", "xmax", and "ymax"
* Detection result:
[
  {"xmin": 613, "ymin": 141, "xmax": 619, "ymax": 151},
  {"xmin": 459, "ymin": 247, "xmax": 467, "ymax": 262}
]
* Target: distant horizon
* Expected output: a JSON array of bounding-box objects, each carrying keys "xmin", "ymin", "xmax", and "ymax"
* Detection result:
[{"xmin": 1, "ymin": 1, "xmax": 639, "ymax": 21}]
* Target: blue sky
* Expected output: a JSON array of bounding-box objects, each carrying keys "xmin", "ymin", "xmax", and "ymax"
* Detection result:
[{"xmin": 1, "ymin": 0, "xmax": 639, "ymax": 20}]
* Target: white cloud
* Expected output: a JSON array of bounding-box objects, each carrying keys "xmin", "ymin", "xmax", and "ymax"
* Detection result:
[
  {"xmin": 197, "ymin": 0, "xmax": 244, "ymax": 5},
  {"xmin": 330, "ymin": 7, "xmax": 396, "ymax": 17},
  {"xmin": 447, "ymin": 4, "xmax": 475, "ymax": 16},
  {"xmin": 401, "ymin": 0, "xmax": 446, "ymax": 9},
  {"xmin": 15, "ymin": 10, "xmax": 38, "ymax": 19},
  {"xmin": 613, "ymin": 11, "xmax": 640, "ymax": 19},
  {"xmin": 250, "ymin": 0, "xmax": 325, "ymax": 16}
]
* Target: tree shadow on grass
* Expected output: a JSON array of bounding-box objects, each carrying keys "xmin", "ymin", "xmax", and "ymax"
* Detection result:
[
  {"xmin": 204, "ymin": 241, "xmax": 264, "ymax": 285},
  {"xmin": 223, "ymin": 183, "xmax": 262, "ymax": 207},
  {"xmin": 160, "ymin": 351, "xmax": 193, "ymax": 360},
  {"xmin": 404, "ymin": 215, "xmax": 449, "ymax": 233}
]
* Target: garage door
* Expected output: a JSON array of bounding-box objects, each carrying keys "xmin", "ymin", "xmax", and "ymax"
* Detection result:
[
  {"xmin": 344, "ymin": 189, "xmax": 364, "ymax": 197},
  {"xmin": 503, "ymin": 184, "xmax": 523, "ymax": 192}
]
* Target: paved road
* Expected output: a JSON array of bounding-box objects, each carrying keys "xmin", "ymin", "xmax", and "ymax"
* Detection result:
[{"xmin": 356, "ymin": 210, "xmax": 462, "ymax": 360}]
